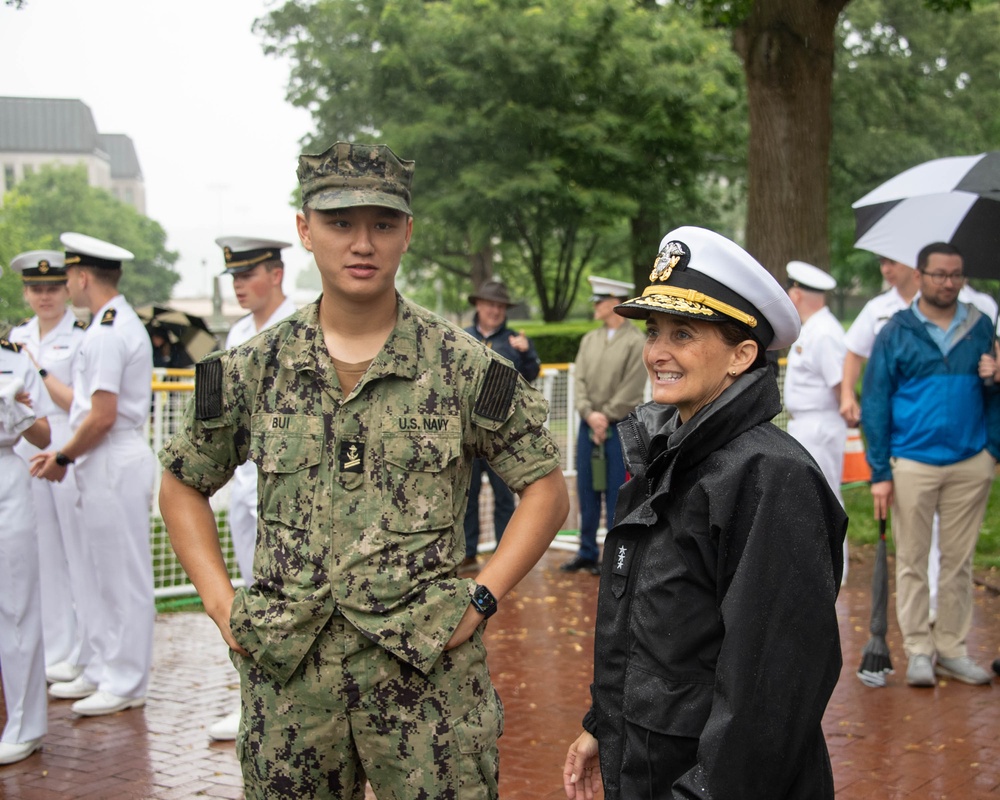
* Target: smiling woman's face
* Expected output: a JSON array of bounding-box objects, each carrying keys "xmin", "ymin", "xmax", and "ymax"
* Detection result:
[{"xmin": 643, "ymin": 312, "xmax": 750, "ymax": 422}]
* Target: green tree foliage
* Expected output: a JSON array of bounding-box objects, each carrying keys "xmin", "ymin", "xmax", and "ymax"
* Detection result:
[
  {"xmin": 0, "ymin": 165, "xmax": 180, "ymax": 324},
  {"xmin": 830, "ymin": 0, "xmax": 1000, "ymax": 295},
  {"xmin": 259, "ymin": 0, "xmax": 745, "ymax": 319},
  {"xmin": 669, "ymin": 0, "xmax": 975, "ymax": 283}
]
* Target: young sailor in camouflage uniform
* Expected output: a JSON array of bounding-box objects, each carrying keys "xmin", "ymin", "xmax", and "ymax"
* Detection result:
[{"xmin": 159, "ymin": 142, "xmax": 569, "ymax": 799}]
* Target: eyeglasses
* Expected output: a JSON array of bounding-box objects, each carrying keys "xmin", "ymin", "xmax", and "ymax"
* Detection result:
[{"xmin": 920, "ymin": 271, "xmax": 965, "ymax": 286}]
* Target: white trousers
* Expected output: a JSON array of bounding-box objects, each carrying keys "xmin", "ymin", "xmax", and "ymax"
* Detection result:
[
  {"xmin": 229, "ymin": 462, "xmax": 258, "ymax": 586},
  {"xmin": 16, "ymin": 416, "xmax": 90, "ymax": 669},
  {"xmin": 787, "ymin": 411, "xmax": 849, "ymax": 581},
  {"xmin": 74, "ymin": 430, "xmax": 157, "ymax": 698},
  {"xmin": 0, "ymin": 447, "xmax": 47, "ymax": 743}
]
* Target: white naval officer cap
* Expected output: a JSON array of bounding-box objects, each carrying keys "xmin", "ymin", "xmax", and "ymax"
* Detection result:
[
  {"xmin": 10, "ymin": 250, "xmax": 67, "ymax": 285},
  {"xmin": 615, "ymin": 226, "xmax": 801, "ymax": 351},
  {"xmin": 588, "ymin": 276, "xmax": 634, "ymax": 302},
  {"xmin": 786, "ymin": 260, "xmax": 837, "ymax": 292},
  {"xmin": 215, "ymin": 236, "xmax": 293, "ymax": 275},
  {"xmin": 61, "ymin": 232, "xmax": 135, "ymax": 270}
]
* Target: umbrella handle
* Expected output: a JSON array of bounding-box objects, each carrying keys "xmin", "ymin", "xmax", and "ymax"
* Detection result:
[{"xmin": 879, "ymin": 515, "xmax": 886, "ymax": 541}]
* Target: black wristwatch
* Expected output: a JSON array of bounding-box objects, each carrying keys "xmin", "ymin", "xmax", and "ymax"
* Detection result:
[
  {"xmin": 470, "ymin": 584, "xmax": 498, "ymax": 619},
  {"xmin": 55, "ymin": 451, "xmax": 74, "ymax": 467},
  {"xmin": 38, "ymin": 368, "xmax": 48, "ymax": 378}
]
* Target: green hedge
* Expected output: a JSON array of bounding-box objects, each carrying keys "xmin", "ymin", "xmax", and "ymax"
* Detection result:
[{"xmin": 517, "ymin": 319, "xmax": 644, "ymax": 363}]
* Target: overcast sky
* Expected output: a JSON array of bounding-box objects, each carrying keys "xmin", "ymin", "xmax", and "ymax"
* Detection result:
[{"xmin": 0, "ymin": 0, "xmax": 316, "ymax": 299}]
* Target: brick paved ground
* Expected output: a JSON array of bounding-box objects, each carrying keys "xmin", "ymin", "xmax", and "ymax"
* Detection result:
[{"xmin": 2, "ymin": 546, "xmax": 999, "ymax": 799}]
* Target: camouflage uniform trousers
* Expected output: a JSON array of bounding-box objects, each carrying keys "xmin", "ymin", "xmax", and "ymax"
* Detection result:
[{"xmin": 232, "ymin": 613, "xmax": 503, "ymax": 799}]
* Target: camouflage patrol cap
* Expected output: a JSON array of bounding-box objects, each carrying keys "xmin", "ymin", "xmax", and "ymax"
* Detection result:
[{"xmin": 297, "ymin": 142, "xmax": 414, "ymax": 215}]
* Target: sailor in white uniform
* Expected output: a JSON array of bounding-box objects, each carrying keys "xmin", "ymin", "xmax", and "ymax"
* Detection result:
[
  {"xmin": 209, "ymin": 235, "xmax": 297, "ymax": 741},
  {"xmin": 9, "ymin": 250, "xmax": 90, "ymax": 686},
  {"xmin": 784, "ymin": 261, "xmax": 850, "ymax": 582},
  {"xmin": 31, "ymin": 233, "xmax": 157, "ymax": 717},
  {"xmin": 0, "ymin": 260, "xmax": 53, "ymax": 766}
]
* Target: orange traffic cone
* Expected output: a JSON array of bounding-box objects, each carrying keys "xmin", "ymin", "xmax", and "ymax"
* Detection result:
[{"xmin": 842, "ymin": 427, "xmax": 871, "ymax": 485}]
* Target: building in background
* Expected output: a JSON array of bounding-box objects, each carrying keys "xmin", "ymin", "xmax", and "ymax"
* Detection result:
[{"xmin": 0, "ymin": 96, "xmax": 145, "ymax": 213}]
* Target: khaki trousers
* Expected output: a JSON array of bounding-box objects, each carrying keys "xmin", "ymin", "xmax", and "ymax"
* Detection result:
[{"xmin": 891, "ymin": 450, "xmax": 995, "ymax": 659}]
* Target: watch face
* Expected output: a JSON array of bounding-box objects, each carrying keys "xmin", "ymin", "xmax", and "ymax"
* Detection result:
[{"xmin": 473, "ymin": 584, "xmax": 498, "ymax": 617}]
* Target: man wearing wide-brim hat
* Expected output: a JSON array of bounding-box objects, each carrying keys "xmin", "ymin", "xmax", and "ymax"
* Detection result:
[
  {"xmin": 462, "ymin": 279, "xmax": 541, "ymax": 572},
  {"xmin": 31, "ymin": 232, "xmax": 157, "ymax": 719}
]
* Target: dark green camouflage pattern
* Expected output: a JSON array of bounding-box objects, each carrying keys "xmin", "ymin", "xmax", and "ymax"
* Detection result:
[
  {"xmin": 297, "ymin": 142, "xmax": 415, "ymax": 215},
  {"xmin": 232, "ymin": 619, "xmax": 502, "ymax": 799},
  {"xmin": 159, "ymin": 295, "xmax": 559, "ymax": 683}
]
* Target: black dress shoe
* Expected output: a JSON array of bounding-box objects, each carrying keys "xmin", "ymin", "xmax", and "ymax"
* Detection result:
[
  {"xmin": 560, "ymin": 555, "xmax": 601, "ymax": 575},
  {"xmin": 993, "ymin": 657, "xmax": 1000, "ymax": 677}
]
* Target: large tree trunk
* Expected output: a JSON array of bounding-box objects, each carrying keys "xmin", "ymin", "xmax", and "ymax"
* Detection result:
[
  {"xmin": 469, "ymin": 245, "xmax": 494, "ymax": 290},
  {"xmin": 733, "ymin": 0, "xmax": 849, "ymax": 283},
  {"xmin": 631, "ymin": 206, "xmax": 662, "ymax": 293}
]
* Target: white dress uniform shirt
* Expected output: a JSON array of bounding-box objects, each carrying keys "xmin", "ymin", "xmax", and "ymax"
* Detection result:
[
  {"xmin": 70, "ymin": 296, "xmax": 153, "ymax": 432},
  {"xmin": 0, "ymin": 343, "xmax": 52, "ymax": 745},
  {"xmin": 844, "ymin": 286, "xmax": 909, "ymax": 359},
  {"xmin": 11, "ymin": 310, "xmax": 90, "ymax": 672},
  {"xmin": 224, "ymin": 296, "xmax": 299, "ymax": 585},
  {"xmin": 784, "ymin": 306, "xmax": 847, "ymax": 417},
  {"xmin": 70, "ymin": 294, "xmax": 157, "ymax": 699}
]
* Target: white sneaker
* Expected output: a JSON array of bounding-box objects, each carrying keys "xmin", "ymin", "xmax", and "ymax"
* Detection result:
[
  {"xmin": 49, "ymin": 676, "xmax": 98, "ymax": 699},
  {"xmin": 207, "ymin": 710, "xmax": 241, "ymax": 741},
  {"xmin": 906, "ymin": 654, "xmax": 936, "ymax": 687},
  {"xmin": 934, "ymin": 655, "xmax": 992, "ymax": 685},
  {"xmin": 0, "ymin": 739, "xmax": 41, "ymax": 766},
  {"xmin": 71, "ymin": 691, "xmax": 145, "ymax": 717},
  {"xmin": 46, "ymin": 661, "xmax": 84, "ymax": 684}
]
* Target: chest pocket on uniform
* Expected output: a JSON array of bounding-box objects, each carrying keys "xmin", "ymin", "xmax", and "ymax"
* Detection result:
[
  {"xmin": 249, "ymin": 414, "xmax": 324, "ymax": 530},
  {"xmin": 382, "ymin": 432, "xmax": 460, "ymax": 533}
]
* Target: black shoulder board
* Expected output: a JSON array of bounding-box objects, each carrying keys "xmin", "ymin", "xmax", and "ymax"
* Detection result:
[
  {"xmin": 0, "ymin": 338, "xmax": 21, "ymax": 353},
  {"xmin": 195, "ymin": 355, "xmax": 224, "ymax": 420},
  {"xmin": 474, "ymin": 360, "xmax": 518, "ymax": 422},
  {"xmin": 73, "ymin": 319, "xmax": 87, "ymax": 330},
  {"xmin": 100, "ymin": 308, "xmax": 117, "ymax": 326}
]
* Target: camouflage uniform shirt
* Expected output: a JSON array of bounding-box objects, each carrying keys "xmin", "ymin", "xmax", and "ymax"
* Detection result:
[{"xmin": 160, "ymin": 296, "xmax": 560, "ymax": 683}]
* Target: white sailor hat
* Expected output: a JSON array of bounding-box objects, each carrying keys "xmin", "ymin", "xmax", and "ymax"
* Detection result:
[
  {"xmin": 588, "ymin": 276, "xmax": 634, "ymax": 302},
  {"xmin": 61, "ymin": 232, "xmax": 134, "ymax": 270},
  {"xmin": 615, "ymin": 226, "xmax": 800, "ymax": 351},
  {"xmin": 10, "ymin": 250, "xmax": 67, "ymax": 285},
  {"xmin": 786, "ymin": 260, "xmax": 836, "ymax": 292},
  {"xmin": 215, "ymin": 236, "xmax": 292, "ymax": 275}
]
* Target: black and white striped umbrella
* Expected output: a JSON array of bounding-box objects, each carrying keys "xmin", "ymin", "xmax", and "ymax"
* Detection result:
[{"xmin": 853, "ymin": 152, "xmax": 1000, "ymax": 278}]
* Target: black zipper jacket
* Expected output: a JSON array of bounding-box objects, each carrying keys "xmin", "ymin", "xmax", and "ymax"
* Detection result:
[{"xmin": 584, "ymin": 368, "xmax": 846, "ymax": 799}]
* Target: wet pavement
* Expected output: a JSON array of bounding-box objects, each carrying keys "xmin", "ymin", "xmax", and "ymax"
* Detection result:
[{"xmin": 2, "ymin": 545, "xmax": 999, "ymax": 799}]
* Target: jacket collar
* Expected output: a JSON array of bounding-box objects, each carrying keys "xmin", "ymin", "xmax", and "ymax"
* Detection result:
[{"xmin": 619, "ymin": 368, "xmax": 782, "ymax": 508}]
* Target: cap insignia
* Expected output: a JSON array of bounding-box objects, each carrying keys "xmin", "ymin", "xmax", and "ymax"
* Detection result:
[
  {"xmin": 39, "ymin": 261, "xmax": 50, "ymax": 273},
  {"xmin": 223, "ymin": 247, "xmax": 233, "ymax": 263},
  {"xmin": 649, "ymin": 240, "xmax": 690, "ymax": 283}
]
